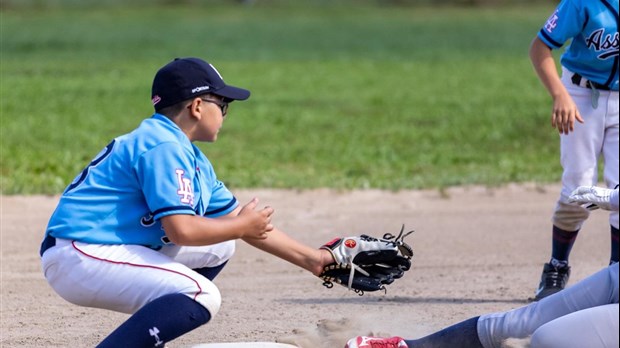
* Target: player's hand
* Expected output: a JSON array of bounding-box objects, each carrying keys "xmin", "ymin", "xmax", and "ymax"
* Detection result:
[
  {"xmin": 237, "ymin": 197, "xmax": 274, "ymax": 240},
  {"xmin": 551, "ymin": 93, "xmax": 584, "ymax": 135}
]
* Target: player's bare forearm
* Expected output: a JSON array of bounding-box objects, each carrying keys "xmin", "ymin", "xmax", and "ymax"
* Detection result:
[
  {"xmin": 161, "ymin": 201, "xmax": 273, "ymax": 246},
  {"xmin": 242, "ymin": 228, "xmax": 334, "ymax": 276},
  {"xmin": 161, "ymin": 214, "xmax": 244, "ymax": 245},
  {"xmin": 529, "ymin": 37, "xmax": 583, "ymax": 134}
]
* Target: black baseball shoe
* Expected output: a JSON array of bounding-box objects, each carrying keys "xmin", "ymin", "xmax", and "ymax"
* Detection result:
[{"xmin": 533, "ymin": 262, "xmax": 571, "ymax": 301}]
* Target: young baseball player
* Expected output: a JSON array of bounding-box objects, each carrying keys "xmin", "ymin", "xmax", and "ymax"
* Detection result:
[
  {"xmin": 39, "ymin": 57, "xmax": 336, "ymax": 347},
  {"xmin": 528, "ymin": 0, "xmax": 619, "ymax": 300},
  {"xmin": 345, "ymin": 186, "xmax": 620, "ymax": 348}
]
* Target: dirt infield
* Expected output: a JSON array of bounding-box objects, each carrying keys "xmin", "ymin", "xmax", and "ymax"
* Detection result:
[{"xmin": 0, "ymin": 184, "xmax": 612, "ymax": 347}]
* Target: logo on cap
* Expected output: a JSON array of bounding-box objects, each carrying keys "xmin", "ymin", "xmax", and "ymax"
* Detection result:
[
  {"xmin": 152, "ymin": 95, "xmax": 161, "ymax": 105},
  {"xmin": 191, "ymin": 86, "xmax": 210, "ymax": 94}
]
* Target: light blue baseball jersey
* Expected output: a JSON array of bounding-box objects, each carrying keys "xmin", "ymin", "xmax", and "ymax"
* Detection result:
[
  {"xmin": 45, "ymin": 113, "xmax": 238, "ymax": 248},
  {"xmin": 538, "ymin": 0, "xmax": 619, "ymax": 90}
]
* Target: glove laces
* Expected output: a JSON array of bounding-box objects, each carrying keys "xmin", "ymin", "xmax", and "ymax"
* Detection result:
[{"xmin": 346, "ymin": 256, "xmax": 370, "ymax": 291}]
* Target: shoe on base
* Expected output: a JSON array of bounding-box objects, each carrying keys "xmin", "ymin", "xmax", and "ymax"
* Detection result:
[
  {"xmin": 534, "ymin": 262, "xmax": 570, "ymax": 301},
  {"xmin": 345, "ymin": 336, "xmax": 408, "ymax": 348}
]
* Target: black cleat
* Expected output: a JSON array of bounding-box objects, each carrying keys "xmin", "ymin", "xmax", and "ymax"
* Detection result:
[{"xmin": 533, "ymin": 262, "xmax": 571, "ymax": 301}]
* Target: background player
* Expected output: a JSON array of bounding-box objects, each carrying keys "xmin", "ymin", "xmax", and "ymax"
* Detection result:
[
  {"xmin": 528, "ymin": 0, "xmax": 619, "ymax": 300},
  {"xmin": 40, "ymin": 57, "xmax": 336, "ymax": 347},
  {"xmin": 345, "ymin": 186, "xmax": 620, "ymax": 348}
]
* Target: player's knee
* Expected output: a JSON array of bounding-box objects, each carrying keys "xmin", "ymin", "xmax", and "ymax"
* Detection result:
[
  {"xmin": 194, "ymin": 240, "xmax": 235, "ymax": 267},
  {"xmin": 193, "ymin": 279, "xmax": 222, "ymax": 317},
  {"xmin": 553, "ymin": 201, "xmax": 590, "ymax": 230},
  {"xmin": 164, "ymin": 241, "xmax": 236, "ymax": 270},
  {"xmin": 216, "ymin": 240, "xmax": 235, "ymax": 264}
]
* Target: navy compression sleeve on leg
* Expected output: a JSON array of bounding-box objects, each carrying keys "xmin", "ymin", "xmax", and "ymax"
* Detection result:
[
  {"xmin": 404, "ymin": 316, "xmax": 483, "ymax": 348},
  {"xmin": 97, "ymin": 293, "xmax": 211, "ymax": 348}
]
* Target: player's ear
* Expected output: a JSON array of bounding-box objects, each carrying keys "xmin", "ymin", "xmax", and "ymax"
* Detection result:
[{"xmin": 186, "ymin": 98, "xmax": 203, "ymax": 120}]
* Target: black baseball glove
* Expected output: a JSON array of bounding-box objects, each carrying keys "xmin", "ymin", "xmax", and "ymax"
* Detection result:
[{"xmin": 319, "ymin": 225, "xmax": 414, "ymax": 295}]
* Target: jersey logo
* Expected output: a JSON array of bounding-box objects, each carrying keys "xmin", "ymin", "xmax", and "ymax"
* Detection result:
[
  {"xmin": 543, "ymin": 11, "xmax": 558, "ymax": 33},
  {"xmin": 175, "ymin": 169, "xmax": 194, "ymax": 206},
  {"xmin": 585, "ymin": 29, "xmax": 619, "ymax": 60},
  {"xmin": 140, "ymin": 213, "xmax": 155, "ymax": 227}
]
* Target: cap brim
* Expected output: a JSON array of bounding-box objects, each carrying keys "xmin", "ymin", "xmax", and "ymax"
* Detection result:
[{"xmin": 214, "ymin": 85, "xmax": 250, "ymax": 102}]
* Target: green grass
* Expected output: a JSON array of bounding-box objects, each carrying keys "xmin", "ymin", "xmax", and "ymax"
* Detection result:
[{"xmin": 1, "ymin": 3, "xmax": 562, "ymax": 194}]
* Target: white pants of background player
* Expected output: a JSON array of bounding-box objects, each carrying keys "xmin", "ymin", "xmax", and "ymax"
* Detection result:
[
  {"xmin": 553, "ymin": 68, "xmax": 619, "ymax": 231},
  {"xmin": 478, "ymin": 262, "xmax": 619, "ymax": 348},
  {"xmin": 41, "ymin": 238, "xmax": 235, "ymax": 317}
]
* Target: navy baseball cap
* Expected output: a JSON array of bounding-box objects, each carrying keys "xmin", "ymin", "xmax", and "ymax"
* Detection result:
[{"xmin": 151, "ymin": 57, "xmax": 250, "ymax": 111}]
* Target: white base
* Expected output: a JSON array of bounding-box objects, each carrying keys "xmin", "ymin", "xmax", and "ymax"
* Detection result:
[{"xmin": 190, "ymin": 343, "xmax": 298, "ymax": 348}]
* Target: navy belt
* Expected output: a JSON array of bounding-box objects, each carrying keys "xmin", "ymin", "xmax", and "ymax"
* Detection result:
[
  {"xmin": 39, "ymin": 234, "xmax": 56, "ymax": 256},
  {"xmin": 571, "ymin": 73, "xmax": 612, "ymax": 91}
]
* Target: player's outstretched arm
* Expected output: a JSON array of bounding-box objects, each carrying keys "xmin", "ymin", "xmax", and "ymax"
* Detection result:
[
  {"xmin": 245, "ymin": 226, "xmax": 415, "ymax": 295},
  {"xmin": 161, "ymin": 198, "xmax": 275, "ymax": 246},
  {"xmin": 242, "ymin": 228, "xmax": 335, "ymax": 276}
]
